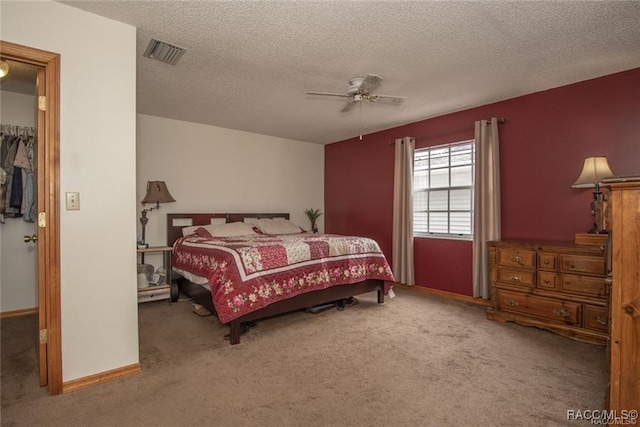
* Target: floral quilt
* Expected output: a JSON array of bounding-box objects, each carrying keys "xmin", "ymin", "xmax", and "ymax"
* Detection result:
[{"xmin": 172, "ymin": 233, "xmax": 395, "ymax": 323}]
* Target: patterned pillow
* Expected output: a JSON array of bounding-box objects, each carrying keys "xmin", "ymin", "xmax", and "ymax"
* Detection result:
[
  {"xmin": 193, "ymin": 227, "xmax": 212, "ymax": 237},
  {"xmin": 181, "ymin": 217, "xmax": 227, "ymax": 236}
]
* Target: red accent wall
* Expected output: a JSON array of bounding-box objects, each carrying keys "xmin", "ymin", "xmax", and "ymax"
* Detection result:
[{"xmin": 325, "ymin": 68, "xmax": 640, "ymax": 296}]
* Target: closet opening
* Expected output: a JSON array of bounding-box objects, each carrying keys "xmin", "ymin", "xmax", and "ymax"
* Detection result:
[
  {"xmin": 1, "ymin": 59, "xmax": 41, "ymax": 392},
  {"xmin": 0, "ymin": 41, "xmax": 62, "ymax": 395}
]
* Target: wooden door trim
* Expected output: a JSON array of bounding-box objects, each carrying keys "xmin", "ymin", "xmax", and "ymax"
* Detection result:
[
  {"xmin": 0, "ymin": 40, "xmax": 62, "ymax": 395},
  {"xmin": 36, "ymin": 67, "xmax": 47, "ymax": 387}
]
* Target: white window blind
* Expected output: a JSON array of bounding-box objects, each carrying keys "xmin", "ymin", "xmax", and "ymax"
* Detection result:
[{"xmin": 413, "ymin": 140, "xmax": 475, "ymax": 239}]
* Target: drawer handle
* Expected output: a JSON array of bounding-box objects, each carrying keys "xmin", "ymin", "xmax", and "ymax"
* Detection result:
[
  {"xmin": 510, "ymin": 276, "xmax": 521, "ymax": 283},
  {"xmin": 553, "ymin": 308, "xmax": 570, "ymax": 318},
  {"xmin": 544, "ymin": 279, "xmax": 550, "ymax": 284},
  {"xmin": 596, "ymin": 316, "xmax": 607, "ymax": 326},
  {"xmin": 504, "ymin": 298, "xmax": 519, "ymax": 307},
  {"xmin": 544, "ymin": 260, "xmax": 550, "ymax": 265},
  {"xmin": 511, "ymin": 255, "xmax": 522, "ymax": 264}
]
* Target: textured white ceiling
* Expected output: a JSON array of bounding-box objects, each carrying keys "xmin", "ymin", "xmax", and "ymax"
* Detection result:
[{"xmin": 58, "ymin": 1, "xmax": 640, "ymax": 144}]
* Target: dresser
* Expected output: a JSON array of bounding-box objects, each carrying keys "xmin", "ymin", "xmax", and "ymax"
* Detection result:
[
  {"xmin": 486, "ymin": 240, "xmax": 608, "ymax": 345},
  {"xmin": 606, "ymin": 179, "xmax": 640, "ymax": 411}
]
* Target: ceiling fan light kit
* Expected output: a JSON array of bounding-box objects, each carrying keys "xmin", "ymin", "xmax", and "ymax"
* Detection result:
[
  {"xmin": 307, "ymin": 74, "xmax": 407, "ymax": 113},
  {"xmin": 347, "ymin": 78, "xmax": 364, "ymax": 95}
]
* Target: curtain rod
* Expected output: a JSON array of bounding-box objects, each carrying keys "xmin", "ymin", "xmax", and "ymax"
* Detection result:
[{"xmin": 389, "ymin": 117, "xmax": 506, "ymax": 145}]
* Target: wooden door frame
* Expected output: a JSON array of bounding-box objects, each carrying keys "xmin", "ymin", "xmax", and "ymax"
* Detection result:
[
  {"xmin": 1, "ymin": 40, "xmax": 62, "ymax": 395},
  {"xmin": 36, "ymin": 67, "xmax": 47, "ymax": 387}
]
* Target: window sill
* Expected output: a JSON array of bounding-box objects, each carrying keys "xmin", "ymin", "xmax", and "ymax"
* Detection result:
[{"xmin": 414, "ymin": 234, "xmax": 472, "ymax": 241}]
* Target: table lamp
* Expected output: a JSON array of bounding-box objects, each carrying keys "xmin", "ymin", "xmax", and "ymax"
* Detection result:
[
  {"xmin": 139, "ymin": 180, "xmax": 175, "ymax": 246},
  {"xmin": 572, "ymin": 157, "xmax": 614, "ymax": 234}
]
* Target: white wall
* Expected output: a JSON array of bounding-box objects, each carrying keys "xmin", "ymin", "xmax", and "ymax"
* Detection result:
[
  {"xmin": 0, "ymin": 91, "xmax": 38, "ymax": 312},
  {"xmin": 1, "ymin": 1, "xmax": 139, "ymax": 382},
  {"xmin": 137, "ymin": 114, "xmax": 325, "ymax": 256}
]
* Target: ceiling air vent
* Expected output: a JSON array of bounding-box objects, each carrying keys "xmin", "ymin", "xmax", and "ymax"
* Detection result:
[{"xmin": 143, "ymin": 39, "xmax": 186, "ymax": 65}]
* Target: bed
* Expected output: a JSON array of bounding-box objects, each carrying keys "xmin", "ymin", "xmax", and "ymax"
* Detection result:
[{"xmin": 167, "ymin": 212, "xmax": 395, "ymax": 344}]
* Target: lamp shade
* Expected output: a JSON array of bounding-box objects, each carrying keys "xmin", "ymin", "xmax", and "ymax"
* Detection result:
[
  {"xmin": 141, "ymin": 181, "xmax": 175, "ymax": 204},
  {"xmin": 572, "ymin": 157, "xmax": 614, "ymax": 188}
]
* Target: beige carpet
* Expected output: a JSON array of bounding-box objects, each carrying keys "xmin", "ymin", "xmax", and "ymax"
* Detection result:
[{"xmin": 1, "ymin": 287, "xmax": 605, "ymax": 426}]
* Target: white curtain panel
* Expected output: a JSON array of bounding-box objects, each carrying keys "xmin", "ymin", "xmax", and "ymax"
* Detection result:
[
  {"xmin": 473, "ymin": 118, "xmax": 501, "ymax": 299},
  {"xmin": 392, "ymin": 136, "xmax": 415, "ymax": 286}
]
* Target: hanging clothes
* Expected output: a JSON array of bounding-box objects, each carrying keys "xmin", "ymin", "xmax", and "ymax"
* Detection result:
[
  {"xmin": 13, "ymin": 134, "xmax": 35, "ymax": 221},
  {"xmin": 10, "ymin": 166, "xmax": 23, "ymax": 209},
  {"xmin": 1, "ymin": 132, "xmax": 20, "ymax": 217},
  {"xmin": 0, "ymin": 125, "xmax": 36, "ymax": 222}
]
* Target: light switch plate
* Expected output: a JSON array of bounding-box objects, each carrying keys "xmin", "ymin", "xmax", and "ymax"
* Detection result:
[{"xmin": 66, "ymin": 192, "xmax": 80, "ymax": 210}]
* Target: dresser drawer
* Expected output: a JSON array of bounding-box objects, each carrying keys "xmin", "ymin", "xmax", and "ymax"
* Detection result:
[
  {"xmin": 537, "ymin": 271, "xmax": 558, "ymax": 291},
  {"xmin": 583, "ymin": 304, "xmax": 609, "ymax": 332},
  {"xmin": 538, "ymin": 253, "xmax": 557, "ymax": 271},
  {"xmin": 496, "ymin": 247, "xmax": 536, "ymax": 268},
  {"xmin": 495, "ymin": 289, "xmax": 581, "ymax": 325},
  {"xmin": 496, "ymin": 267, "xmax": 535, "ymax": 287},
  {"xmin": 137, "ymin": 285, "xmax": 170, "ymax": 303},
  {"xmin": 559, "ymin": 274, "xmax": 607, "ymax": 297},
  {"xmin": 560, "ymin": 255, "xmax": 605, "ymax": 276}
]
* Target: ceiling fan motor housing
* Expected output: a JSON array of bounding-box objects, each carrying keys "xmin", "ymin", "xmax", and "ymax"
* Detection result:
[{"xmin": 347, "ymin": 78, "xmax": 365, "ymax": 94}]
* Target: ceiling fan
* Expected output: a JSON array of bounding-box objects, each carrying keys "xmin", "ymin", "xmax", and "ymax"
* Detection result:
[{"xmin": 307, "ymin": 74, "xmax": 407, "ymax": 113}]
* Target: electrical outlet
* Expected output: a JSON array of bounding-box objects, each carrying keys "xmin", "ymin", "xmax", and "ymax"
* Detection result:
[{"xmin": 66, "ymin": 192, "xmax": 80, "ymax": 210}]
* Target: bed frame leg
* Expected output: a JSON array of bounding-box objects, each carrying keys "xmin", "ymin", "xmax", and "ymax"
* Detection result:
[
  {"xmin": 229, "ymin": 321, "xmax": 241, "ymax": 345},
  {"xmin": 377, "ymin": 288, "xmax": 385, "ymax": 304}
]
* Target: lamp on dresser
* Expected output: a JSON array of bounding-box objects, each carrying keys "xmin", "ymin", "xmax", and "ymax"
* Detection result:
[
  {"xmin": 138, "ymin": 180, "xmax": 175, "ymax": 248},
  {"xmin": 572, "ymin": 156, "xmax": 615, "ymax": 234}
]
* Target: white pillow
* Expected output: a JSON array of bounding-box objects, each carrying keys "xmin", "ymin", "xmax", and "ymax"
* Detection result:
[
  {"xmin": 255, "ymin": 218, "xmax": 303, "ymax": 235},
  {"xmin": 208, "ymin": 222, "xmax": 257, "ymax": 237},
  {"xmin": 243, "ymin": 217, "xmax": 259, "ymax": 226},
  {"xmin": 181, "ymin": 218, "xmax": 227, "ymax": 236}
]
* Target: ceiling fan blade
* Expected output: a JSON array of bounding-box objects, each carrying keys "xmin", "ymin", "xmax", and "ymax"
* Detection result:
[
  {"xmin": 307, "ymin": 91, "xmax": 350, "ymax": 98},
  {"xmin": 359, "ymin": 74, "xmax": 383, "ymax": 94},
  {"xmin": 369, "ymin": 94, "xmax": 407, "ymax": 106},
  {"xmin": 341, "ymin": 101, "xmax": 357, "ymax": 113}
]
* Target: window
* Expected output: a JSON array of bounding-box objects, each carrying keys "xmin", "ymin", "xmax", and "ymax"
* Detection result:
[{"xmin": 413, "ymin": 140, "xmax": 474, "ymax": 239}]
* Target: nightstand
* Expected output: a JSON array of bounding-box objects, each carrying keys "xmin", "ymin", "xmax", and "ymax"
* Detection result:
[{"xmin": 136, "ymin": 245, "xmax": 174, "ymax": 304}]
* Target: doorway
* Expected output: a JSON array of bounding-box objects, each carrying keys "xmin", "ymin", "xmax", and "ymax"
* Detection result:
[
  {"xmin": 1, "ymin": 61, "xmax": 38, "ymax": 315},
  {"xmin": 0, "ymin": 41, "xmax": 62, "ymax": 395},
  {"xmin": 0, "ymin": 60, "xmax": 40, "ymax": 390}
]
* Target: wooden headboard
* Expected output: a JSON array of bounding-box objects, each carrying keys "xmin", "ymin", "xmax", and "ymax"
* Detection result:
[{"xmin": 166, "ymin": 212, "xmax": 290, "ymax": 246}]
